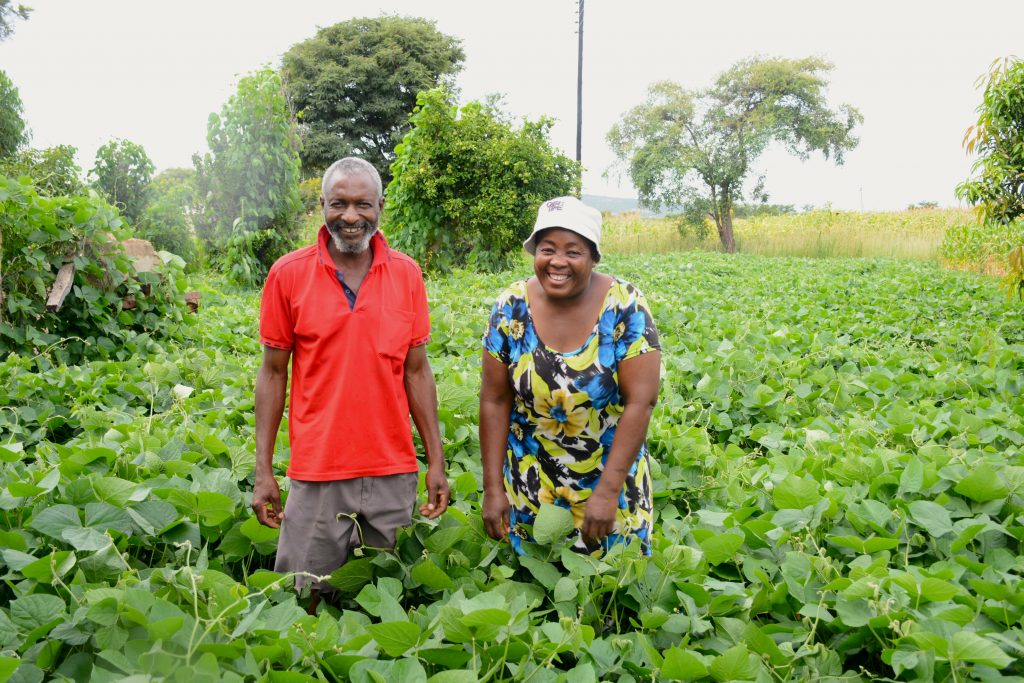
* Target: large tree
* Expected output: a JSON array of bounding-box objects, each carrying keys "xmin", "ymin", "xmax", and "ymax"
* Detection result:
[
  {"xmin": 193, "ymin": 68, "xmax": 302, "ymax": 286},
  {"xmin": 281, "ymin": 15, "xmax": 464, "ymax": 181},
  {"xmin": 608, "ymin": 57, "xmax": 862, "ymax": 252},
  {"xmin": 0, "ymin": 1, "xmax": 30, "ymax": 42},
  {"xmin": 89, "ymin": 138, "xmax": 154, "ymax": 224},
  {"xmin": 386, "ymin": 89, "xmax": 580, "ymax": 272},
  {"xmin": 0, "ymin": 69, "xmax": 29, "ymax": 157}
]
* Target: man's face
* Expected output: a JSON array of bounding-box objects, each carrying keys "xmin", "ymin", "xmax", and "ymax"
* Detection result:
[{"xmin": 320, "ymin": 172, "xmax": 383, "ymax": 254}]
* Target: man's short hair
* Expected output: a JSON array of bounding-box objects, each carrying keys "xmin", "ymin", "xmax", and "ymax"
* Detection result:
[{"xmin": 321, "ymin": 158, "xmax": 383, "ymax": 201}]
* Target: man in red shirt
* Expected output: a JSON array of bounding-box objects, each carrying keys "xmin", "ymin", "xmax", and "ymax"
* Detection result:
[{"xmin": 252, "ymin": 157, "xmax": 449, "ymax": 612}]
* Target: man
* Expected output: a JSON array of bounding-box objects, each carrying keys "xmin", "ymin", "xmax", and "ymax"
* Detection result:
[{"xmin": 252, "ymin": 157, "xmax": 449, "ymax": 612}]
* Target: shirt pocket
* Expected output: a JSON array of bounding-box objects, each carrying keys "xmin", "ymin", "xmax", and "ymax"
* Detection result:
[{"xmin": 378, "ymin": 309, "xmax": 414, "ymax": 360}]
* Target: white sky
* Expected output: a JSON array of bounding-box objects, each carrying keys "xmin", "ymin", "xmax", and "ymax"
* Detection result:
[{"xmin": 1, "ymin": 0, "xmax": 1021, "ymax": 210}]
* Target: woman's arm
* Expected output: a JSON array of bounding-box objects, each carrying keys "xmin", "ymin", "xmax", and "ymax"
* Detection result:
[
  {"xmin": 480, "ymin": 350, "xmax": 514, "ymax": 539},
  {"xmin": 582, "ymin": 350, "xmax": 661, "ymax": 544}
]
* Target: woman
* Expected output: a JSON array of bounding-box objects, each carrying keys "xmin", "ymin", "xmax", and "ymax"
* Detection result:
[{"xmin": 480, "ymin": 196, "xmax": 661, "ymax": 554}]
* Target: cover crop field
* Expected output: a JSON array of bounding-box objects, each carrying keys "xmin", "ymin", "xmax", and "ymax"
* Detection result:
[{"xmin": 1, "ymin": 252, "xmax": 1022, "ymax": 682}]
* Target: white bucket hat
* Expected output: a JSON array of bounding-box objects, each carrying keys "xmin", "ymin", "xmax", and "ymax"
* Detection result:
[{"xmin": 523, "ymin": 196, "xmax": 602, "ymax": 261}]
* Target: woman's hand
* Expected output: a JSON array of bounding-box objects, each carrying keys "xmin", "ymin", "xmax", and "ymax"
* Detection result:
[
  {"xmin": 482, "ymin": 489, "xmax": 511, "ymax": 540},
  {"xmin": 581, "ymin": 489, "xmax": 618, "ymax": 544}
]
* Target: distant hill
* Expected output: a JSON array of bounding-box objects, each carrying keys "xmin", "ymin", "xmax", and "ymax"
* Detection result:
[
  {"xmin": 582, "ymin": 194, "xmax": 680, "ymax": 216},
  {"xmin": 582, "ymin": 194, "xmax": 640, "ymax": 215}
]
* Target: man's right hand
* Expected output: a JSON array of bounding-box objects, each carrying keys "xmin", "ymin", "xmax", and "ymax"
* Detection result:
[
  {"xmin": 482, "ymin": 489, "xmax": 510, "ymax": 540},
  {"xmin": 252, "ymin": 475, "xmax": 284, "ymax": 528}
]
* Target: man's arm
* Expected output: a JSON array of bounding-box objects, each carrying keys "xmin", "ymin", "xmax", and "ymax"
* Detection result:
[
  {"xmin": 404, "ymin": 343, "xmax": 449, "ymax": 519},
  {"xmin": 252, "ymin": 346, "xmax": 291, "ymax": 528}
]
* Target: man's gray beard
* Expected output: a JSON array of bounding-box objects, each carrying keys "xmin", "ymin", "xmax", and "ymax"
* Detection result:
[{"xmin": 328, "ymin": 224, "xmax": 378, "ymax": 254}]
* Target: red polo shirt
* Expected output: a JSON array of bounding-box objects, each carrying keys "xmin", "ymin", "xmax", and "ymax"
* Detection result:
[{"xmin": 259, "ymin": 228, "xmax": 430, "ymax": 481}]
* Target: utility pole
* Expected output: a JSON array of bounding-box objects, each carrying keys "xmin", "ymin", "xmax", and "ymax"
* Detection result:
[{"xmin": 576, "ymin": 0, "xmax": 584, "ymax": 164}]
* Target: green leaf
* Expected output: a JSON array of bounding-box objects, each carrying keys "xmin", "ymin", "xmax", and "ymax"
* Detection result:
[
  {"xmin": 426, "ymin": 672, "xmax": 478, "ymax": 683},
  {"xmin": 899, "ymin": 457, "xmax": 925, "ymax": 494},
  {"xmin": 533, "ymin": 503, "xmax": 575, "ymax": 545},
  {"xmin": 661, "ymin": 646, "xmax": 708, "ymax": 680},
  {"xmin": 954, "ymin": 464, "xmax": 1008, "ymax": 502},
  {"xmin": 411, "ymin": 559, "xmax": 455, "ymax": 592},
  {"xmin": 9, "ymin": 594, "xmax": 66, "ymax": 630},
  {"xmin": 554, "ymin": 577, "xmax": 577, "ymax": 602},
  {"xmin": 28, "ymin": 504, "xmax": 81, "ymax": 539},
  {"xmin": 709, "ymin": 644, "xmax": 758, "ymax": 682},
  {"xmin": 950, "ymin": 631, "xmax": 1012, "ymax": 668},
  {"xmin": 367, "ymin": 621, "xmax": 421, "ymax": 657},
  {"xmin": 772, "ymin": 475, "xmax": 820, "ymax": 509},
  {"xmin": 518, "ymin": 556, "xmax": 562, "ymax": 589},
  {"xmin": 20, "ymin": 551, "xmax": 76, "ymax": 583},
  {"xmin": 698, "ymin": 532, "xmax": 743, "ymax": 565},
  {"xmin": 328, "ymin": 557, "xmax": 374, "ymax": 595},
  {"xmin": 908, "ymin": 500, "xmax": 953, "ymax": 537}
]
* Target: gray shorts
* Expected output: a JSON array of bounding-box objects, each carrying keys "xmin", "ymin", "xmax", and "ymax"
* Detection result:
[{"xmin": 274, "ymin": 473, "xmax": 418, "ymax": 591}]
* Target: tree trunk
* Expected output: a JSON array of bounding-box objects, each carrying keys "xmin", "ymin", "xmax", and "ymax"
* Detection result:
[{"xmin": 719, "ymin": 209, "xmax": 736, "ymax": 253}]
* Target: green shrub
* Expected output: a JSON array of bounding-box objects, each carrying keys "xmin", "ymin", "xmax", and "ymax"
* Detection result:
[
  {"xmin": 0, "ymin": 176, "xmax": 188, "ymax": 365},
  {"xmin": 0, "ymin": 144, "xmax": 83, "ymax": 196},
  {"xmin": 89, "ymin": 138, "xmax": 155, "ymax": 225},
  {"xmin": 386, "ymin": 89, "xmax": 580, "ymax": 272}
]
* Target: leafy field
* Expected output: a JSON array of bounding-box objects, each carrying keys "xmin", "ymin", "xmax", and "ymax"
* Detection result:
[{"xmin": 1, "ymin": 252, "xmax": 1023, "ymax": 682}]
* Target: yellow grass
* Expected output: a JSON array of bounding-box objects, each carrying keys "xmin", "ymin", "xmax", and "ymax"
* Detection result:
[{"xmin": 602, "ymin": 208, "xmax": 975, "ymax": 260}]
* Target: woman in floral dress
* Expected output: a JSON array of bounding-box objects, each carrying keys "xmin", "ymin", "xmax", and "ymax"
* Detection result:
[{"xmin": 480, "ymin": 196, "xmax": 661, "ymax": 554}]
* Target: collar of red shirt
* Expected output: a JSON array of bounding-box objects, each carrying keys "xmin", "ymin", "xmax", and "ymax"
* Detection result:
[{"xmin": 316, "ymin": 225, "xmax": 392, "ymax": 273}]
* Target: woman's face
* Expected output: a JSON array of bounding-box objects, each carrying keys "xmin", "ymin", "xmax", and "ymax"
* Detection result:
[{"xmin": 533, "ymin": 228, "xmax": 596, "ymax": 300}]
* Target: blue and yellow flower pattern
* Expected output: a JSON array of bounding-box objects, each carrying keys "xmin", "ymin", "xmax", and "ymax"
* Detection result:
[{"xmin": 484, "ymin": 278, "xmax": 660, "ymax": 554}]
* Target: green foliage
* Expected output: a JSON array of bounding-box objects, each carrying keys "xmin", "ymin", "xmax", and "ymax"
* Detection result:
[
  {"xmin": 89, "ymin": 138, "xmax": 155, "ymax": 225},
  {"xmin": 0, "ymin": 253, "xmax": 1022, "ymax": 679},
  {"xmin": 281, "ymin": 15, "xmax": 465, "ymax": 182},
  {"xmin": 386, "ymin": 89, "xmax": 581, "ymax": 272},
  {"xmin": 192, "ymin": 68, "xmax": 303, "ymax": 286},
  {"xmin": 0, "ymin": 144, "xmax": 83, "ymax": 196},
  {"xmin": 0, "ymin": 68, "xmax": 29, "ymax": 157},
  {"xmin": 957, "ymin": 57, "xmax": 1024, "ymax": 225},
  {"xmin": 139, "ymin": 168, "xmax": 198, "ymax": 265},
  {"xmin": 0, "ymin": 176, "xmax": 188, "ymax": 365},
  {"xmin": 0, "ymin": 0, "xmax": 30, "ymax": 42},
  {"xmin": 608, "ymin": 57, "xmax": 862, "ymax": 252}
]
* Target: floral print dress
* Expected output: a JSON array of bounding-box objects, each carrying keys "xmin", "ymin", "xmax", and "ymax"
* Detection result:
[{"xmin": 483, "ymin": 277, "xmax": 660, "ymax": 554}]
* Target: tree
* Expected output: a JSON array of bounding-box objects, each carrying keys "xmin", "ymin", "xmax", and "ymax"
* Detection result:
[
  {"xmin": 281, "ymin": 16, "xmax": 464, "ymax": 182},
  {"xmin": 0, "ymin": 69, "xmax": 29, "ymax": 157},
  {"xmin": 0, "ymin": 1, "xmax": 30, "ymax": 42},
  {"xmin": 956, "ymin": 57, "xmax": 1024, "ymax": 226},
  {"xmin": 608, "ymin": 57, "xmax": 861, "ymax": 252},
  {"xmin": 89, "ymin": 138, "xmax": 154, "ymax": 224},
  {"xmin": 0, "ymin": 144, "xmax": 82, "ymax": 196},
  {"xmin": 386, "ymin": 89, "xmax": 581, "ymax": 272},
  {"xmin": 193, "ymin": 67, "xmax": 302, "ymax": 286}
]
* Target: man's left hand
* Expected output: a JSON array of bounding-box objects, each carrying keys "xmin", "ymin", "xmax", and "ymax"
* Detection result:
[{"xmin": 419, "ymin": 463, "xmax": 450, "ymax": 519}]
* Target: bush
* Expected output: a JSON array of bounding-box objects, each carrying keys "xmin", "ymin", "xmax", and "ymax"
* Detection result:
[
  {"xmin": 0, "ymin": 144, "xmax": 83, "ymax": 196},
  {"xmin": 0, "ymin": 176, "xmax": 188, "ymax": 365},
  {"xmin": 386, "ymin": 89, "xmax": 580, "ymax": 272},
  {"xmin": 298, "ymin": 176, "xmax": 321, "ymax": 214}
]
